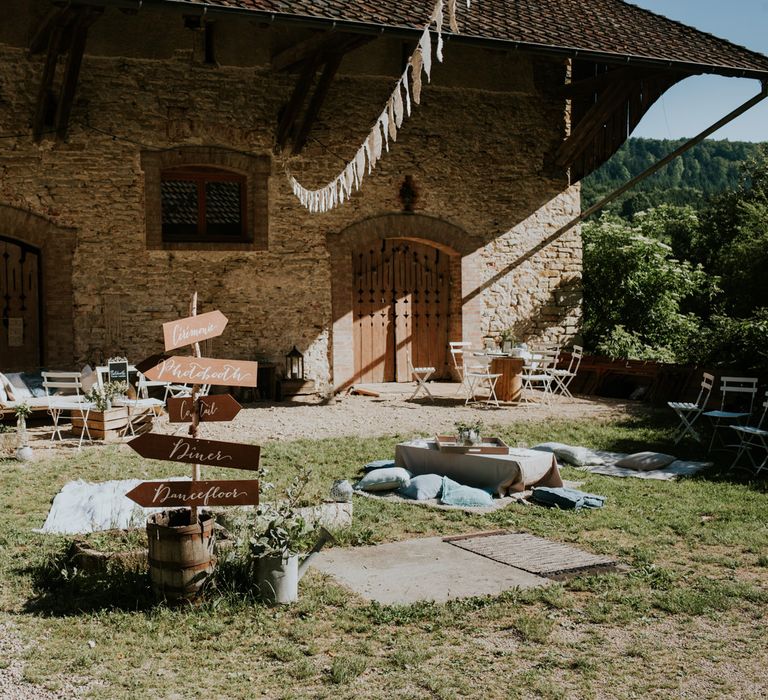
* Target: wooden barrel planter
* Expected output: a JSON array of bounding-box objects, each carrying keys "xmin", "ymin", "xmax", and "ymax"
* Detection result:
[{"xmin": 146, "ymin": 509, "xmax": 215, "ymax": 605}]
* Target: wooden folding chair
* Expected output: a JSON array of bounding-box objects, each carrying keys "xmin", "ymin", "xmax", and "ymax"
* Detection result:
[
  {"xmin": 668, "ymin": 372, "xmax": 715, "ymax": 444},
  {"xmin": 406, "ymin": 350, "xmax": 435, "ymax": 401}
]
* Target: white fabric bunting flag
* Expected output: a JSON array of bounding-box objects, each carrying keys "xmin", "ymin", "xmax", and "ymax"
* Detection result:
[
  {"xmin": 286, "ymin": 0, "xmax": 472, "ymax": 212},
  {"xmin": 402, "ymin": 66, "xmax": 412, "ymax": 116},
  {"xmin": 448, "ymin": 0, "xmax": 459, "ymax": 32},
  {"xmin": 393, "ymin": 82, "xmax": 404, "ymax": 128},
  {"xmin": 387, "ymin": 99, "xmax": 397, "ymax": 141},
  {"xmin": 433, "ymin": 0, "xmax": 444, "ymax": 62},
  {"xmin": 420, "ymin": 28, "xmax": 432, "ymax": 81},
  {"xmin": 411, "ymin": 49, "xmax": 423, "ymax": 104}
]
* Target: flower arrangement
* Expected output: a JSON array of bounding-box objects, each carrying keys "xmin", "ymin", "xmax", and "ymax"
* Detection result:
[
  {"xmin": 86, "ymin": 381, "xmax": 129, "ymax": 412},
  {"xmin": 14, "ymin": 402, "xmax": 32, "ymax": 448},
  {"xmin": 454, "ymin": 419, "xmax": 483, "ymax": 445}
]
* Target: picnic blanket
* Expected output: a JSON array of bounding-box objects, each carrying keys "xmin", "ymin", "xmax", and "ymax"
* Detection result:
[
  {"xmin": 37, "ymin": 478, "xmax": 189, "ymax": 534},
  {"xmin": 576, "ymin": 450, "xmax": 713, "ymax": 481}
]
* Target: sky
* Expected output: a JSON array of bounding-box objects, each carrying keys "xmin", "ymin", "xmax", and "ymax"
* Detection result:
[{"xmin": 626, "ymin": 0, "xmax": 768, "ymax": 142}]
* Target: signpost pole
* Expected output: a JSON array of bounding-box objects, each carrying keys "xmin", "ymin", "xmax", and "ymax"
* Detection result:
[{"xmin": 189, "ymin": 292, "xmax": 202, "ymax": 525}]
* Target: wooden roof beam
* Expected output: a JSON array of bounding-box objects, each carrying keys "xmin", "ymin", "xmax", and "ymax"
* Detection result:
[
  {"xmin": 54, "ymin": 9, "xmax": 102, "ymax": 140},
  {"xmin": 276, "ymin": 53, "xmax": 322, "ymax": 149},
  {"xmin": 29, "ymin": 4, "xmax": 74, "ymax": 55},
  {"xmin": 554, "ymin": 79, "xmax": 637, "ymax": 168},
  {"xmin": 291, "ymin": 52, "xmax": 343, "ymax": 154}
]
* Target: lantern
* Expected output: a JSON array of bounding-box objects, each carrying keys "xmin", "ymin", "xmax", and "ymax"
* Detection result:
[{"xmin": 285, "ymin": 346, "xmax": 304, "ymax": 380}]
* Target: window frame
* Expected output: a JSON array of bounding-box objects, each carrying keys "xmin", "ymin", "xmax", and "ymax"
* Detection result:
[
  {"xmin": 142, "ymin": 147, "xmax": 269, "ymax": 251},
  {"xmin": 160, "ymin": 166, "xmax": 248, "ymax": 243}
]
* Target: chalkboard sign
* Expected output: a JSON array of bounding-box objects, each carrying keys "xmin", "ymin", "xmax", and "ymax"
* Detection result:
[{"xmin": 108, "ymin": 358, "xmax": 129, "ymax": 384}]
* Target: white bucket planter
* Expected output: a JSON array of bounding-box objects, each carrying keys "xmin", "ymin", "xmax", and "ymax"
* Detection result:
[{"xmin": 257, "ymin": 554, "xmax": 300, "ymax": 605}]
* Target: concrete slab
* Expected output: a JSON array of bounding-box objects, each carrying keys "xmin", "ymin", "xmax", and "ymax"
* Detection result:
[{"xmin": 311, "ymin": 536, "xmax": 550, "ymax": 605}]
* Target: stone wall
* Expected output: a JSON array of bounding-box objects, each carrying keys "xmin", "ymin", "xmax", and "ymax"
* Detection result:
[{"xmin": 0, "ymin": 2, "xmax": 581, "ymax": 390}]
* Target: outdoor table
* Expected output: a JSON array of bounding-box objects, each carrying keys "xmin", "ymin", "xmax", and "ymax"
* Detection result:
[
  {"xmin": 395, "ymin": 439, "xmax": 563, "ymax": 496},
  {"xmin": 489, "ymin": 356, "xmax": 525, "ymax": 402}
]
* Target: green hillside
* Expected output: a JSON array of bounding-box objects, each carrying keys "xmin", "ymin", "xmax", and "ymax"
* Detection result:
[{"xmin": 581, "ymin": 138, "xmax": 764, "ymax": 218}]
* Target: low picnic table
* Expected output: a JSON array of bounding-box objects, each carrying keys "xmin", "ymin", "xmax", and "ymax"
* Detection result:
[{"xmin": 395, "ymin": 439, "xmax": 563, "ymax": 496}]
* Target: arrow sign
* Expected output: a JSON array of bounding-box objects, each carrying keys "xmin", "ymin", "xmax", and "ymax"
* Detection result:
[
  {"xmin": 135, "ymin": 353, "xmax": 168, "ymax": 376},
  {"xmin": 128, "ymin": 433, "xmax": 260, "ymax": 471},
  {"xmin": 126, "ymin": 480, "xmax": 259, "ymax": 508},
  {"xmin": 144, "ymin": 356, "xmax": 258, "ymax": 388},
  {"xmin": 163, "ymin": 310, "xmax": 228, "ymax": 352},
  {"xmin": 167, "ymin": 394, "xmax": 242, "ymax": 423}
]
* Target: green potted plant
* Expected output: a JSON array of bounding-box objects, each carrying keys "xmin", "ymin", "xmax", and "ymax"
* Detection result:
[
  {"xmin": 499, "ymin": 328, "xmax": 516, "ymax": 354},
  {"xmin": 86, "ymin": 380, "xmax": 129, "ymax": 412},
  {"xmin": 455, "ymin": 419, "xmax": 483, "ymax": 446},
  {"xmin": 235, "ymin": 467, "xmax": 333, "ymax": 604},
  {"xmin": 14, "ymin": 402, "xmax": 33, "ymax": 461}
]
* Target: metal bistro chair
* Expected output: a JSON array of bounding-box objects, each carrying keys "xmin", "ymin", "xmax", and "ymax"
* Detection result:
[
  {"xmin": 729, "ymin": 391, "xmax": 768, "ymax": 476},
  {"xmin": 520, "ymin": 348, "xmax": 558, "ymax": 404},
  {"xmin": 668, "ymin": 371, "xmax": 715, "ymax": 445},
  {"xmin": 547, "ymin": 345, "xmax": 583, "ymax": 398},
  {"xmin": 449, "ymin": 341, "xmax": 473, "ymax": 399},
  {"xmin": 464, "ymin": 353, "xmax": 502, "ymax": 408},
  {"xmin": 406, "ymin": 349, "xmax": 435, "ymax": 401},
  {"xmin": 112, "ymin": 372, "xmax": 165, "ymax": 437},
  {"xmin": 41, "ymin": 371, "xmax": 94, "ymax": 448},
  {"xmin": 703, "ymin": 376, "xmax": 758, "ymax": 453}
]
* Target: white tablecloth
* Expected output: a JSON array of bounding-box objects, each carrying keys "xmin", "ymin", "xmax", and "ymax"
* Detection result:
[{"xmin": 395, "ymin": 439, "xmax": 563, "ymax": 496}]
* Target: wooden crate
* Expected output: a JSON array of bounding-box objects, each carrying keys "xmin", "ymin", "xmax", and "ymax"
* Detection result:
[{"xmin": 71, "ymin": 406, "xmax": 155, "ymax": 441}]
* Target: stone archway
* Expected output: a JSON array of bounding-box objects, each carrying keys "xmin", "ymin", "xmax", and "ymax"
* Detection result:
[
  {"xmin": 328, "ymin": 213, "xmax": 482, "ymax": 391},
  {"xmin": 0, "ymin": 205, "xmax": 77, "ymax": 369}
]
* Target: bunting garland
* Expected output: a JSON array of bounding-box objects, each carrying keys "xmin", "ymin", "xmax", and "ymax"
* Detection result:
[{"xmin": 287, "ymin": 0, "xmax": 471, "ymax": 213}]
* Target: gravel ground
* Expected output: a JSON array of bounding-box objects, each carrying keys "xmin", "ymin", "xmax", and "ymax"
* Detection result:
[{"xmin": 148, "ymin": 383, "xmax": 640, "ymax": 444}]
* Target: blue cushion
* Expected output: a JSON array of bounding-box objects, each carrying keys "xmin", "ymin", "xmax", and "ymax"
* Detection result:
[
  {"xmin": 398, "ymin": 474, "xmax": 443, "ymax": 501},
  {"xmin": 439, "ymin": 477, "xmax": 494, "ymax": 507},
  {"xmin": 363, "ymin": 459, "xmax": 397, "ymax": 472},
  {"xmin": 354, "ymin": 467, "xmax": 411, "ymax": 492},
  {"xmin": 531, "ymin": 487, "xmax": 606, "ymax": 510}
]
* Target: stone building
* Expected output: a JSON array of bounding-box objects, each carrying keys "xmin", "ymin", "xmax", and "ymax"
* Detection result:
[{"xmin": 1, "ymin": 0, "xmax": 766, "ymax": 392}]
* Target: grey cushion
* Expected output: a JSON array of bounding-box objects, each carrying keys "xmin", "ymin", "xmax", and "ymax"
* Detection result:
[
  {"xmin": 532, "ymin": 442, "xmax": 604, "ymax": 467},
  {"xmin": 398, "ymin": 474, "xmax": 443, "ymax": 501},
  {"xmin": 615, "ymin": 452, "xmax": 676, "ymax": 471},
  {"xmin": 354, "ymin": 467, "xmax": 412, "ymax": 492}
]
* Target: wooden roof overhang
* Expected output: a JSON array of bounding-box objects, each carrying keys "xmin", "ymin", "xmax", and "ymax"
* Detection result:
[{"xmin": 29, "ymin": 0, "xmax": 768, "ymax": 181}]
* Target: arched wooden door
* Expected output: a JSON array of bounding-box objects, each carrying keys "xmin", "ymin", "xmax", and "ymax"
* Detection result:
[
  {"xmin": 353, "ymin": 239, "xmax": 451, "ymax": 383},
  {"xmin": 0, "ymin": 237, "xmax": 42, "ymax": 371}
]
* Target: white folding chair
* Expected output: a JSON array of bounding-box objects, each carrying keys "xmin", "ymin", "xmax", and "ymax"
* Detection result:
[
  {"xmin": 42, "ymin": 371, "xmax": 94, "ymax": 448},
  {"xmin": 520, "ymin": 349, "xmax": 557, "ymax": 404},
  {"xmin": 163, "ymin": 382, "xmax": 211, "ymax": 401},
  {"xmin": 113, "ymin": 372, "xmax": 165, "ymax": 437},
  {"xmin": 406, "ymin": 350, "xmax": 435, "ymax": 401},
  {"xmin": 548, "ymin": 345, "xmax": 583, "ymax": 398},
  {"xmin": 703, "ymin": 376, "xmax": 758, "ymax": 453},
  {"xmin": 449, "ymin": 341, "xmax": 473, "ymax": 398},
  {"xmin": 729, "ymin": 391, "xmax": 768, "ymax": 476},
  {"xmin": 464, "ymin": 366, "xmax": 502, "ymax": 408},
  {"xmin": 668, "ymin": 372, "xmax": 715, "ymax": 444}
]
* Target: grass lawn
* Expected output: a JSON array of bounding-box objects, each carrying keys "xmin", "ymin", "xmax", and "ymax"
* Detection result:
[{"xmin": 1, "ymin": 410, "xmax": 766, "ymax": 699}]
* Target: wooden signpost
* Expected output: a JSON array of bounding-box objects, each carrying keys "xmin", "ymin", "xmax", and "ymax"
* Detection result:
[
  {"xmin": 167, "ymin": 394, "xmax": 242, "ymax": 423},
  {"xmin": 127, "ymin": 294, "xmax": 259, "ymax": 531},
  {"xmin": 144, "ymin": 356, "xmax": 259, "ymax": 388},
  {"xmin": 128, "ymin": 432, "xmax": 260, "ymax": 471},
  {"xmin": 126, "ymin": 480, "xmax": 259, "ymax": 508},
  {"xmin": 163, "ymin": 309, "xmax": 228, "ymax": 351}
]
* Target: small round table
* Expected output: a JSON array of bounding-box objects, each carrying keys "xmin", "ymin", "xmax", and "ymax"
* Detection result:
[{"xmin": 490, "ymin": 357, "xmax": 525, "ymax": 402}]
